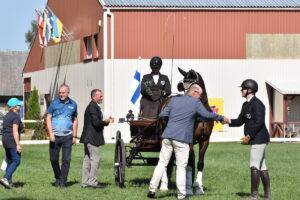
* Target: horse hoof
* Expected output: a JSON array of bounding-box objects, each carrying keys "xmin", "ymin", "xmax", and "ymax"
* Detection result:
[{"xmin": 194, "ymin": 186, "xmax": 204, "ymax": 195}]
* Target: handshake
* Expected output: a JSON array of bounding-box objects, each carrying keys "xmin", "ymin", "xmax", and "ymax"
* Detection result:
[{"xmin": 221, "ymin": 116, "xmax": 231, "ymax": 124}]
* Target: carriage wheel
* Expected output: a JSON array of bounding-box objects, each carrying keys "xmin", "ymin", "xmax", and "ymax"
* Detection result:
[{"xmin": 114, "ymin": 131, "xmax": 126, "ymax": 188}]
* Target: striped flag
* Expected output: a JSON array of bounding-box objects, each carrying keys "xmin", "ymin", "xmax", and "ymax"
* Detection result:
[
  {"xmin": 36, "ymin": 10, "xmax": 44, "ymax": 47},
  {"xmin": 130, "ymin": 69, "xmax": 141, "ymax": 104}
]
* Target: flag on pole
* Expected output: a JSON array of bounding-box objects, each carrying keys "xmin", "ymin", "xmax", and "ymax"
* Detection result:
[
  {"xmin": 35, "ymin": 7, "xmax": 66, "ymax": 47},
  {"xmin": 130, "ymin": 69, "xmax": 141, "ymax": 104},
  {"xmin": 52, "ymin": 15, "xmax": 63, "ymax": 43},
  {"xmin": 42, "ymin": 10, "xmax": 48, "ymax": 38},
  {"xmin": 36, "ymin": 10, "xmax": 44, "ymax": 47}
]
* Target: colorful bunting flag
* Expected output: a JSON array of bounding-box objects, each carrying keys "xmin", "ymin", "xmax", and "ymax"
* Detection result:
[
  {"xmin": 36, "ymin": 10, "xmax": 44, "ymax": 47},
  {"xmin": 36, "ymin": 8, "xmax": 65, "ymax": 48}
]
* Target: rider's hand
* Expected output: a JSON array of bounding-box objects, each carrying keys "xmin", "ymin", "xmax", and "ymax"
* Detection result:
[{"xmin": 241, "ymin": 135, "xmax": 251, "ymax": 145}]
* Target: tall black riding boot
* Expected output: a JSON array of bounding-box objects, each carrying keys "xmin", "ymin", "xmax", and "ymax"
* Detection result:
[
  {"xmin": 246, "ymin": 167, "xmax": 260, "ymax": 200},
  {"xmin": 260, "ymin": 170, "xmax": 271, "ymax": 199}
]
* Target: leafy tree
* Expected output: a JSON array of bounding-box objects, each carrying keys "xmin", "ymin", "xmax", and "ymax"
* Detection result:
[
  {"xmin": 25, "ymin": 20, "xmax": 37, "ymax": 49},
  {"xmin": 26, "ymin": 86, "xmax": 41, "ymax": 120}
]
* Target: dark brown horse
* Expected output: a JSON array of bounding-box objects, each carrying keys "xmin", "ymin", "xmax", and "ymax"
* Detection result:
[{"xmin": 177, "ymin": 67, "xmax": 214, "ymax": 195}]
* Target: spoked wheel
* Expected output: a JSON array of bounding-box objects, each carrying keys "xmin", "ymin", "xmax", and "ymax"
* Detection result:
[{"xmin": 114, "ymin": 131, "xmax": 126, "ymax": 188}]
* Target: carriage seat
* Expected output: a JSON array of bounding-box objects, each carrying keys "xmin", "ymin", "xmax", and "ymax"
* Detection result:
[
  {"xmin": 129, "ymin": 119, "xmax": 157, "ymax": 127},
  {"xmin": 129, "ymin": 119, "xmax": 160, "ymax": 139}
]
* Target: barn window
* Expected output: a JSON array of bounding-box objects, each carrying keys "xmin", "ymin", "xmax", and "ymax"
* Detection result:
[
  {"xmin": 83, "ymin": 34, "xmax": 99, "ymax": 60},
  {"xmin": 84, "ymin": 36, "xmax": 93, "ymax": 60},
  {"xmin": 93, "ymin": 34, "xmax": 99, "ymax": 59}
]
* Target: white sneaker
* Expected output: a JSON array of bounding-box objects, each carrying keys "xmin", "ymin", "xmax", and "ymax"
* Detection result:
[
  {"xmin": 159, "ymin": 184, "xmax": 168, "ymax": 191},
  {"xmin": 0, "ymin": 178, "xmax": 11, "ymax": 189},
  {"xmin": 194, "ymin": 186, "xmax": 204, "ymax": 195}
]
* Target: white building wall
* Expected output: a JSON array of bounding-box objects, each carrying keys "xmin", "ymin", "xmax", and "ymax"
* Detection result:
[
  {"xmin": 23, "ymin": 60, "xmax": 105, "ymax": 136},
  {"xmin": 104, "ymin": 59, "xmax": 300, "ymax": 142},
  {"xmin": 24, "ymin": 59, "xmax": 300, "ymax": 143}
]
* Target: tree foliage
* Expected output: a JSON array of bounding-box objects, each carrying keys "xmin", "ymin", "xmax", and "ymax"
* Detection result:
[
  {"xmin": 26, "ymin": 86, "xmax": 41, "ymax": 120},
  {"xmin": 25, "ymin": 20, "xmax": 37, "ymax": 49},
  {"xmin": 25, "ymin": 87, "xmax": 48, "ymax": 139}
]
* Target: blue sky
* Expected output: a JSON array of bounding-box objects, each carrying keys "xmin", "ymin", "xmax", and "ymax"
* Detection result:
[{"xmin": 0, "ymin": 0, "xmax": 47, "ymax": 51}]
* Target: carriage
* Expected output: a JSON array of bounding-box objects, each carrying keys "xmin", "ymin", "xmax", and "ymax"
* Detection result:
[
  {"xmin": 114, "ymin": 117, "xmax": 166, "ymax": 187},
  {"xmin": 114, "ymin": 67, "xmax": 216, "ymax": 193}
]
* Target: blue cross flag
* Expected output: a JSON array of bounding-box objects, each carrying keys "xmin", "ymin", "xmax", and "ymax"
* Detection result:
[{"xmin": 130, "ymin": 70, "xmax": 141, "ymax": 104}]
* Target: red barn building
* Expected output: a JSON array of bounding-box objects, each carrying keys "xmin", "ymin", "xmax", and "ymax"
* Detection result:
[{"xmin": 24, "ymin": 0, "xmax": 300, "ymax": 141}]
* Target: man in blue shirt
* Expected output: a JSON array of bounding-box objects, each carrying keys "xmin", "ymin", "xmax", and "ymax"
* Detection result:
[
  {"xmin": 148, "ymin": 84, "xmax": 228, "ymax": 200},
  {"xmin": 46, "ymin": 84, "xmax": 78, "ymax": 188}
]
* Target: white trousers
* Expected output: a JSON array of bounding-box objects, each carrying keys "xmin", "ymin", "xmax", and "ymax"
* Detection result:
[
  {"xmin": 149, "ymin": 139, "xmax": 189, "ymax": 199},
  {"xmin": 250, "ymin": 144, "xmax": 267, "ymax": 170}
]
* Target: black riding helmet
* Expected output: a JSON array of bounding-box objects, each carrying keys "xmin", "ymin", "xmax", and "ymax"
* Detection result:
[
  {"xmin": 150, "ymin": 56, "xmax": 162, "ymax": 70},
  {"xmin": 240, "ymin": 79, "xmax": 258, "ymax": 93}
]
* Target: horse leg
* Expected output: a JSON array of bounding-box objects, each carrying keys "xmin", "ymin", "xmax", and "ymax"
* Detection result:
[{"xmin": 194, "ymin": 140, "xmax": 210, "ymax": 195}]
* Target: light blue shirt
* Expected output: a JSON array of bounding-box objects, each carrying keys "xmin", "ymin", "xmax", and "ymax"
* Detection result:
[{"xmin": 48, "ymin": 98, "xmax": 77, "ymax": 136}]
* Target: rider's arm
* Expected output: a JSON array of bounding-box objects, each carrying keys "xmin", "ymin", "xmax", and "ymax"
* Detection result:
[
  {"xmin": 141, "ymin": 75, "xmax": 153, "ymax": 98},
  {"xmin": 229, "ymin": 104, "xmax": 245, "ymax": 127}
]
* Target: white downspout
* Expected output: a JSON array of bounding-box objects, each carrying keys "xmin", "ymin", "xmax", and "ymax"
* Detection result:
[{"xmin": 103, "ymin": 8, "xmax": 115, "ymax": 140}]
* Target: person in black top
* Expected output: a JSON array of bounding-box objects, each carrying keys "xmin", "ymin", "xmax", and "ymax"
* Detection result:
[
  {"xmin": 0, "ymin": 98, "xmax": 24, "ymax": 189},
  {"xmin": 80, "ymin": 89, "xmax": 114, "ymax": 188},
  {"xmin": 140, "ymin": 56, "xmax": 171, "ymax": 119},
  {"xmin": 226, "ymin": 79, "xmax": 271, "ymax": 200}
]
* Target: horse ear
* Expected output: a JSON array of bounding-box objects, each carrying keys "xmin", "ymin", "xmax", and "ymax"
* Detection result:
[{"xmin": 178, "ymin": 67, "xmax": 187, "ymax": 76}]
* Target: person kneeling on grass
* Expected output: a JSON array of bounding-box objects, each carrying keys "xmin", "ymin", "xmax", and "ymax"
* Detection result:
[{"xmin": 0, "ymin": 98, "xmax": 24, "ymax": 189}]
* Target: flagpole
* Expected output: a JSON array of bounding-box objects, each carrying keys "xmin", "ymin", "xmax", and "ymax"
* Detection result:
[{"xmin": 170, "ymin": 13, "xmax": 175, "ymax": 89}]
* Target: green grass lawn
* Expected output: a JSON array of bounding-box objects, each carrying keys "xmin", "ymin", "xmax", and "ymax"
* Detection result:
[{"xmin": 0, "ymin": 142, "xmax": 299, "ymax": 200}]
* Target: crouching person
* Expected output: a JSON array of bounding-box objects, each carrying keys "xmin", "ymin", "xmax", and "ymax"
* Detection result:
[
  {"xmin": 80, "ymin": 89, "xmax": 114, "ymax": 188},
  {"xmin": 0, "ymin": 98, "xmax": 24, "ymax": 189},
  {"xmin": 147, "ymin": 84, "xmax": 226, "ymax": 200}
]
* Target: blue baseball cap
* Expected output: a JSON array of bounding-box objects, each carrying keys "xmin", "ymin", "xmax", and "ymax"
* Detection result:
[{"xmin": 7, "ymin": 98, "xmax": 23, "ymax": 108}]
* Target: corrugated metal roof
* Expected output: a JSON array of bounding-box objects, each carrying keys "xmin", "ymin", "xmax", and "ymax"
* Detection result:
[
  {"xmin": 266, "ymin": 81, "xmax": 300, "ymax": 95},
  {"xmin": 0, "ymin": 51, "xmax": 27, "ymax": 96},
  {"xmin": 101, "ymin": 0, "xmax": 300, "ymax": 8}
]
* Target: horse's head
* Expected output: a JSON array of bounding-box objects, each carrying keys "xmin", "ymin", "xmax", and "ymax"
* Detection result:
[{"xmin": 177, "ymin": 67, "xmax": 207, "ymax": 95}]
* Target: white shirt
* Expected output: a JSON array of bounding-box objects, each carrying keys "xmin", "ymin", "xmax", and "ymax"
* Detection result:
[{"xmin": 152, "ymin": 75, "xmax": 159, "ymax": 84}]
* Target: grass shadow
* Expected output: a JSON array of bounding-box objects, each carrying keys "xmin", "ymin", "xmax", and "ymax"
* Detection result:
[
  {"xmin": 12, "ymin": 181, "xmax": 25, "ymax": 188},
  {"xmin": 129, "ymin": 178, "xmax": 178, "ymax": 191},
  {"xmin": 2, "ymin": 198, "xmax": 37, "ymax": 200},
  {"xmin": 129, "ymin": 178, "xmax": 149, "ymax": 186},
  {"xmin": 50, "ymin": 180, "xmax": 79, "ymax": 187},
  {"xmin": 157, "ymin": 192, "xmax": 176, "ymax": 199},
  {"xmin": 66, "ymin": 180, "xmax": 79, "ymax": 187},
  {"xmin": 236, "ymin": 192, "xmax": 250, "ymax": 197}
]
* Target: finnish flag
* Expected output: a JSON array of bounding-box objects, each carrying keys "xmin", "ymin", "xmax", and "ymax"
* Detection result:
[{"xmin": 130, "ymin": 70, "xmax": 141, "ymax": 104}]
